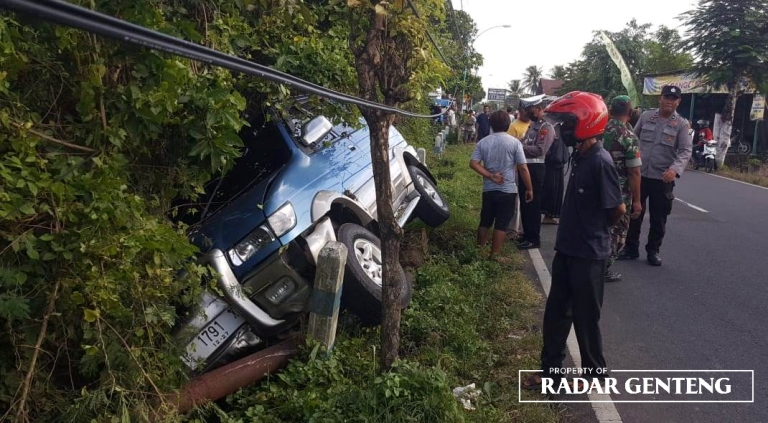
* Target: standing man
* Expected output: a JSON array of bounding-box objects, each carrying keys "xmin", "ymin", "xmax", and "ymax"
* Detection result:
[
  {"xmin": 476, "ymin": 105, "xmax": 492, "ymax": 140},
  {"xmin": 517, "ymin": 95, "xmax": 555, "ymax": 250},
  {"xmin": 603, "ymin": 96, "xmax": 642, "ymax": 282},
  {"xmin": 522, "ymin": 91, "xmax": 624, "ymax": 390},
  {"xmin": 619, "ymin": 85, "xmax": 692, "ymax": 266},
  {"xmin": 506, "ymin": 104, "xmax": 532, "ymax": 239},
  {"xmin": 470, "ymin": 110, "xmax": 533, "ymax": 261},
  {"xmin": 507, "ymin": 105, "xmax": 531, "ymax": 140},
  {"xmin": 447, "ymin": 105, "xmax": 457, "ymax": 133}
]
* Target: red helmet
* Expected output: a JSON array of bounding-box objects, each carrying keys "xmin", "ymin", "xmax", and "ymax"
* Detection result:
[{"xmin": 544, "ymin": 91, "xmax": 609, "ymax": 145}]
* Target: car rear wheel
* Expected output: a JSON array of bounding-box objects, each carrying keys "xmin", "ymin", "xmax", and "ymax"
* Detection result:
[
  {"xmin": 408, "ymin": 165, "xmax": 450, "ymax": 227},
  {"xmin": 336, "ymin": 223, "xmax": 411, "ymax": 325}
]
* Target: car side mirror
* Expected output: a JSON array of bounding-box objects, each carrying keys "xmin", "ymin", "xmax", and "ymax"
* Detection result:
[{"xmin": 301, "ymin": 116, "xmax": 333, "ymax": 147}]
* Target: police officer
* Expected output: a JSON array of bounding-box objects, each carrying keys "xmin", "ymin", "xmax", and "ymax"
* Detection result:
[
  {"xmin": 619, "ymin": 85, "xmax": 692, "ymax": 266},
  {"xmin": 517, "ymin": 95, "xmax": 555, "ymax": 250}
]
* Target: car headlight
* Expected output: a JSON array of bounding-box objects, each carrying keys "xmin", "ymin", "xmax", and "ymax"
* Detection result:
[
  {"xmin": 229, "ymin": 225, "xmax": 275, "ymax": 266},
  {"xmin": 267, "ymin": 202, "xmax": 297, "ymax": 237}
]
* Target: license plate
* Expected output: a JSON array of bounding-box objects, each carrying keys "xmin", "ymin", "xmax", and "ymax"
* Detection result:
[{"xmin": 182, "ymin": 308, "xmax": 245, "ymax": 369}]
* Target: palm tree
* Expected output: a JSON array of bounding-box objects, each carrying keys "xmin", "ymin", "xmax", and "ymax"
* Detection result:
[
  {"xmin": 508, "ymin": 79, "xmax": 524, "ymax": 96},
  {"xmin": 523, "ymin": 65, "xmax": 543, "ymax": 94},
  {"xmin": 549, "ymin": 65, "xmax": 567, "ymax": 81}
]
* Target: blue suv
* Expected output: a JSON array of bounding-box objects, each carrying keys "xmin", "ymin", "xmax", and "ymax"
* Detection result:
[{"xmin": 174, "ymin": 106, "xmax": 450, "ymax": 372}]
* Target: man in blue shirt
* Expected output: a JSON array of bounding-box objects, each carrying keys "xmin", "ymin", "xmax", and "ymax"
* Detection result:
[
  {"xmin": 470, "ymin": 110, "xmax": 533, "ymax": 260},
  {"xmin": 476, "ymin": 105, "xmax": 492, "ymax": 140},
  {"xmin": 522, "ymin": 92, "xmax": 625, "ymax": 390}
]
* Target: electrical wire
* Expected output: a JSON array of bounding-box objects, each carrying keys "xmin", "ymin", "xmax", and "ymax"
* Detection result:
[
  {"xmin": 0, "ymin": 0, "xmax": 444, "ymax": 119},
  {"xmin": 405, "ymin": 0, "xmax": 449, "ymax": 66}
]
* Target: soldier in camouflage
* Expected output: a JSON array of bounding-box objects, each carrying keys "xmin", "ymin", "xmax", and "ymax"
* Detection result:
[{"xmin": 603, "ymin": 96, "xmax": 643, "ymax": 282}]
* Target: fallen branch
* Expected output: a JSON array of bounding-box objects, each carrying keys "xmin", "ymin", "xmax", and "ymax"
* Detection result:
[
  {"xmin": 15, "ymin": 278, "xmax": 61, "ymax": 423},
  {"xmin": 11, "ymin": 121, "xmax": 97, "ymax": 153}
]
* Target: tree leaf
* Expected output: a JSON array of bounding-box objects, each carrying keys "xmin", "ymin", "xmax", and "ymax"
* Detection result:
[{"xmin": 83, "ymin": 309, "xmax": 99, "ymax": 323}]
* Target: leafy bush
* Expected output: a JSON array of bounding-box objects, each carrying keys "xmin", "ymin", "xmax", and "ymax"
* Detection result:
[{"xmin": 0, "ymin": 1, "xmax": 362, "ymax": 420}]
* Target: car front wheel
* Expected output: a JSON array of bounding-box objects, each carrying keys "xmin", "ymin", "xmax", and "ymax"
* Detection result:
[
  {"xmin": 408, "ymin": 165, "xmax": 450, "ymax": 227},
  {"xmin": 336, "ymin": 223, "xmax": 411, "ymax": 325}
]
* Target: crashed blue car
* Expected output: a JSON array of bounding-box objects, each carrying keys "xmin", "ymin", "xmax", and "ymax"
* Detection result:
[{"xmin": 174, "ymin": 106, "xmax": 450, "ymax": 372}]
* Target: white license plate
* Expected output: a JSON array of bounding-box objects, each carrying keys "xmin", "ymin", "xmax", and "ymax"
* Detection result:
[{"xmin": 182, "ymin": 308, "xmax": 245, "ymax": 369}]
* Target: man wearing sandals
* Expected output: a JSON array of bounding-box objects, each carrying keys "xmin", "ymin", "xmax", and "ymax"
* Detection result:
[{"xmin": 523, "ymin": 92, "xmax": 625, "ymax": 391}]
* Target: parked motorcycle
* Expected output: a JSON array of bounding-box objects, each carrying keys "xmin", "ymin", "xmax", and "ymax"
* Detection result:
[
  {"xmin": 729, "ymin": 129, "xmax": 751, "ymax": 155},
  {"xmin": 702, "ymin": 139, "xmax": 718, "ymax": 173}
]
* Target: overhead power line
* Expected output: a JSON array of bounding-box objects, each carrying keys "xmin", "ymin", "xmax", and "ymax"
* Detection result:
[
  {"xmin": 405, "ymin": 0, "xmax": 450, "ymax": 66},
  {"xmin": 0, "ymin": 0, "xmax": 443, "ymax": 119}
]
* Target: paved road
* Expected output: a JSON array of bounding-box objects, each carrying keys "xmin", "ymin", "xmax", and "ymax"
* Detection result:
[{"xmin": 536, "ymin": 170, "xmax": 768, "ymax": 423}]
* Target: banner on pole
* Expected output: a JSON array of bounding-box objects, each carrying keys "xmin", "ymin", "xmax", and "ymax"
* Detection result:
[{"xmin": 600, "ymin": 32, "xmax": 640, "ymax": 107}]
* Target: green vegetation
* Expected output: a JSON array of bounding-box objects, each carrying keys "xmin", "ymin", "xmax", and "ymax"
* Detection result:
[{"xmin": 556, "ymin": 20, "xmax": 693, "ymax": 107}]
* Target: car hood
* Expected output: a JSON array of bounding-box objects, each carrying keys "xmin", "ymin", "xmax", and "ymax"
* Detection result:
[{"xmin": 187, "ymin": 178, "xmax": 270, "ymax": 253}]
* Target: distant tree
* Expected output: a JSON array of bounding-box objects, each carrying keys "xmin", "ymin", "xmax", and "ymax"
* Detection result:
[
  {"xmin": 681, "ymin": 0, "xmax": 768, "ymax": 128},
  {"xmin": 555, "ymin": 20, "xmax": 693, "ymax": 107},
  {"xmin": 523, "ymin": 65, "xmax": 543, "ymax": 94},
  {"xmin": 645, "ymin": 25, "xmax": 693, "ymax": 74},
  {"xmin": 549, "ymin": 65, "xmax": 567, "ymax": 80},
  {"xmin": 508, "ymin": 79, "xmax": 524, "ymax": 96}
]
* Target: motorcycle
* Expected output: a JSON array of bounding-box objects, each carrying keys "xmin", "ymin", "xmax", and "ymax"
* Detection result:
[
  {"xmin": 702, "ymin": 139, "xmax": 717, "ymax": 173},
  {"xmin": 728, "ymin": 129, "xmax": 751, "ymax": 155}
]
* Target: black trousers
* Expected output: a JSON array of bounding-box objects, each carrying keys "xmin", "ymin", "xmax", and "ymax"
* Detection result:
[
  {"xmin": 625, "ymin": 177, "xmax": 675, "ymax": 254},
  {"xmin": 519, "ymin": 163, "xmax": 545, "ymax": 245},
  {"xmin": 541, "ymin": 253, "xmax": 607, "ymax": 379},
  {"xmin": 542, "ymin": 164, "xmax": 564, "ymax": 218}
]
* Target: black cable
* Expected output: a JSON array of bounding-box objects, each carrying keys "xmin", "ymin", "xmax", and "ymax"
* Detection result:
[{"xmin": 0, "ymin": 0, "xmax": 444, "ymax": 119}]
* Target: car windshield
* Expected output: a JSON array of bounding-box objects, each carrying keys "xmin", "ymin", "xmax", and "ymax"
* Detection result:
[{"xmin": 174, "ymin": 121, "xmax": 291, "ymax": 225}]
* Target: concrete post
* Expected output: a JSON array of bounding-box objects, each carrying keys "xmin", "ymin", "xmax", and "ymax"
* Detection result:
[
  {"xmin": 434, "ymin": 133, "xmax": 444, "ymax": 157},
  {"xmin": 417, "ymin": 148, "xmax": 426, "ymax": 165},
  {"xmin": 307, "ymin": 242, "xmax": 347, "ymax": 351}
]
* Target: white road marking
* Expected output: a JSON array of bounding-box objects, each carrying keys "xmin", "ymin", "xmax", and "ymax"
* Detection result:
[
  {"xmin": 528, "ymin": 248, "xmax": 623, "ymax": 423},
  {"xmin": 674, "ymin": 197, "xmax": 709, "ymax": 213}
]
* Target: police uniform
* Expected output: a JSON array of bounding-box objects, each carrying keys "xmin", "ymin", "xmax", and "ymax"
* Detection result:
[
  {"xmin": 623, "ymin": 86, "xmax": 692, "ymax": 263},
  {"xmin": 518, "ymin": 95, "xmax": 555, "ymax": 247}
]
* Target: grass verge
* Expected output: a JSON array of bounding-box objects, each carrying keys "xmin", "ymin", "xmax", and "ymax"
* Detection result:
[
  {"xmin": 189, "ymin": 143, "xmax": 559, "ymax": 423},
  {"xmin": 717, "ymin": 164, "xmax": 768, "ymax": 188}
]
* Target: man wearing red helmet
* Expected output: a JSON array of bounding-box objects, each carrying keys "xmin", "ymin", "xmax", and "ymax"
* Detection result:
[{"xmin": 523, "ymin": 91, "xmax": 625, "ymax": 390}]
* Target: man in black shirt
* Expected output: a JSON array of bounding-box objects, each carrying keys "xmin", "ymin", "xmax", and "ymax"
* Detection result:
[
  {"xmin": 523, "ymin": 91, "xmax": 625, "ymax": 390},
  {"xmin": 476, "ymin": 105, "xmax": 492, "ymax": 140}
]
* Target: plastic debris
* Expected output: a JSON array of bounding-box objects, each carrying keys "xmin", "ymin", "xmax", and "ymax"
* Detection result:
[{"xmin": 452, "ymin": 383, "xmax": 482, "ymax": 410}]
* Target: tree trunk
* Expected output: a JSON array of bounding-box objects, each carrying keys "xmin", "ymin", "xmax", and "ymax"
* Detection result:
[
  {"xmin": 716, "ymin": 80, "xmax": 739, "ymax": 167},
  {"xmin": 366, "ymin": 113, "xmax": 404, "ymax": 371},
  {"xmin": 351, "ymin": 7, "xmax": 405, "ymax": 371}
]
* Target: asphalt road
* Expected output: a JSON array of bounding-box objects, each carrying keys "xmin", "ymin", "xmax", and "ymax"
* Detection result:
[{"xmin": 535, "ymin": 170, "xmax": 768, "ymax": 423}]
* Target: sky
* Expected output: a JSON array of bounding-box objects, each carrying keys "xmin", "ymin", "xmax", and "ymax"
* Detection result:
[{"xmin": 450, "ymin": 0, "xmax": 698, "ymax": 97}]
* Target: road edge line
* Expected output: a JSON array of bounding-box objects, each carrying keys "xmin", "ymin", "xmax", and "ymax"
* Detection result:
[
  {"xmin": 695, "ymin": 169, "xmax": 768, "ymax": 191},
  {"xmin": 527, "ymin": 248, "xmax": 623, "ymax": 423}
]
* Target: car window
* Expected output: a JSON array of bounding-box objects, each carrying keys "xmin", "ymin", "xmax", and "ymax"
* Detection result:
[{"xmin": 173, "ymin": 122, "xmax": 291, "ymax": 225}]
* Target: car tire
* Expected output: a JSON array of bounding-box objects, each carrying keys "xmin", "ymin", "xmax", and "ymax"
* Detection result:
[
  {"xmin": 408, "ymin": 165, "xmax": 450, "ymax": 227},
  {"xmin": 336, "ymin": 223, "xmax": 412, "ymax": 325}
]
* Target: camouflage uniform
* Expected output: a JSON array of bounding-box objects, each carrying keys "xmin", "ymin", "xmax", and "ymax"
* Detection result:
[{"xmin": 603, "ymin": 118, "xmax": 642, "ymax": 268}]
